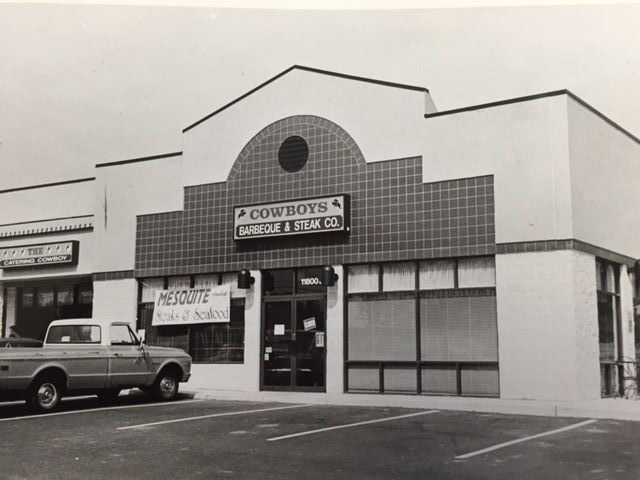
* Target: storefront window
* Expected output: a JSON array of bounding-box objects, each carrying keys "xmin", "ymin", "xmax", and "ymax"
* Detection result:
[
  {"xmin": 346, "ymin": 258, "xmax": 499, "ymax": 397},
  {"xmin": 167, "ymin": 276, "xmax": 191, "ymax": 289},
  {"xmin": 348, "ymin": 292, "xmax": 416, "ymax": 361},
  {"xmin": 189, "ymin": 299, "xmax": 245, "ymax": 363},
  {"xmin": 141, "ymin": 277, "xmax": 164, "ymax": 303},
  {"xmin": 138, "ymin": 274, "xmax": 246, "ymax": 364},
  {"xmin": 347, "ymin": 265, "xmax": 379, "ymax": 293},
  {"xmin": 596, "ymin": 259, "xmax": 622, "ymax": 397},
  {"xmin": 382, "ymin": 262, "xmax": 415, "ymax": 292},
  {"xmin": 419, "ymin": 260, "xmax": 455, "ymax": 290},
  {"xmin": 21, "ymin": 288, "xmax": 34, "ymax": 308},
  {"xmin": 37, "ymin": 289, "xmax": 54, "ymax": 307},
  {"xmin": 77, "ymin": 284, "xmax": 93, "ymax": 304},
  {"xmin": 56, "ymin": 286, "xmax": 74, "ymax": 306},
  {"xmin": 458, "ymin": 257, "xmax": 496, "ymax": 288},
  {"xmin": 263, "ymin": 270, "xmax": 294, "ymax": 296},
  {"xmin": 194, "ymin": 274, "xmax": 218, "ymax": 288}
]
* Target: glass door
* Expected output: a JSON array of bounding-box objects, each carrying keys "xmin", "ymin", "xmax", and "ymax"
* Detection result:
[
  {"xmin": 294, "ymin": 299, "xmax": 326, "ymax": 389},
  {"xmin": 263, "ymin": 300, "xmax": 294, "ymax": 388},
  {"xmin": 261, "ymin": 268, "xmax": 327, "ymax": 392}
]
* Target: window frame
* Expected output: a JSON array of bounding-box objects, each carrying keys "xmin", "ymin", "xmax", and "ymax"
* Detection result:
[
  {"xmin": 344, "ymin": 257, "xmax": 499, "ymax": 397},
  {"xmin": 137, "ymin": 273, "xmax": 246, "ymax": 364}
]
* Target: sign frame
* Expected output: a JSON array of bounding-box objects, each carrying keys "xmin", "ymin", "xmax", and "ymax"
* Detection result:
[
  {"xmin": 0, "ymin": 240, "xmax": 79, "ymax": 269},
  {"xmin": 233, "ymin": 194, "xmax": 351, "ymax": 241}
]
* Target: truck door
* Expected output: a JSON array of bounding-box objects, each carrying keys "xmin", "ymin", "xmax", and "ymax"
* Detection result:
[{"xmin": 107, "ymin": 324, "xmax": 150, "ymax": 388}]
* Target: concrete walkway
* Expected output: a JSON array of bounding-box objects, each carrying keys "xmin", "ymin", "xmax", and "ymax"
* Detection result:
[{"xmin": 183, "ymin": 387, "xmax": 640, "ymax": 422}]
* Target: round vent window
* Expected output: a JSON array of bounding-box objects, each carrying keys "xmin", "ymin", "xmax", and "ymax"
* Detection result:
[{"xmin": 278, "ymin": 136, "xmax": 309, "ymax": 172}]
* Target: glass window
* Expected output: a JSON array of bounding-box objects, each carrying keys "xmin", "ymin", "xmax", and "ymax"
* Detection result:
[
  {"xmin": 347, "ymin": 293, "xmax": 416, "ymax": 361},
  {"xmin": 420, "ymin": 296, "xmax": 498, "ymax": 362},
  {"xmin": 419, "ymin": 260, "xmax": 455, "ymax": 290},
  {"xmin": 189, "ymin": 299, "xmax": 245, "ymax": 363},
  {"xmin": 263, "ymin": 270, "xmax": 293, "ymax": 296},
  {"xmin": 194, "ymin": 274, "xmax": 218, "ymax": 288},
  {"xmin": 296, "ymin": 267, "xmax": 328, "ymax": 294},
  {"xmin": 21, "ymin": 288, "xmax": 34, "ymax": 308},
  {"xmin": 168, "ymin": 276, "xmax": 191, "ymax": 289},
  {"xmin": 37, "ymin": 288, "xmax": 54, "ymax": 307},
  {"xmin": 598, "ymin": 291, "xmax": 616, "ymax": 361},
  {"xmin": 347, "ymin": 265, "xmax": 379, "ymax": 293},
  {"xmin": 110, "ymin": 324, "xmax": 138, "ymax": 345},
  {"xmin": 141, "ymin": 278, "xmax": 164, "ymax": 303},
  {"xmin": 77, "ymin": 284, "xmax": 93, "ymax": 304},
  {"xmin": 46, "ymin": 325, "xmax": 101, "ymax": 344},
  {"xmin": 56, "ymin": 286, "xmax": 74, "ymax": 306},
  {"xmin": 382, "ymin": 262, "xmax": 415, "ymax": 292},
  {"xmin": 458, "ymin": 257, "xmax": 496, "ymax": 288}
]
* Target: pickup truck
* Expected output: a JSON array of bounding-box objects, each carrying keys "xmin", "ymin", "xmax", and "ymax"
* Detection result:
[{"xmin": 0, "ymin": 318, "xmax": 191, "ymax": 411}]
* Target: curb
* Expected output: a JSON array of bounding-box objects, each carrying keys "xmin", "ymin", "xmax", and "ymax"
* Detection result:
[{"xmin": 184, "ymin": 389, "xmax": 640, "ymax": 422}]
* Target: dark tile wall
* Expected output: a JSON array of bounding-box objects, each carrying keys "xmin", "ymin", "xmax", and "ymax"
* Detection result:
[{"xmin": 135, "ymin": 115, "xmax": 495, "ymax": 277}]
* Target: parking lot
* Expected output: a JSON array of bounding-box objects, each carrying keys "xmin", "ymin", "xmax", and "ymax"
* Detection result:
[{"xmin": 0, "ymin": 393, "xmax": 639, "ymax": 479}]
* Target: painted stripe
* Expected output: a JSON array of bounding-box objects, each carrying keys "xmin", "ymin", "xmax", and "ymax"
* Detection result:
[
  {"xmin": 455, "ymin": 419, "xmax": 597, "ymax": 459},
  {"xmin": 266, "ymin": 410, "xmax": 440, "ymax": 442},
  {"xmin": 0, "ymin": 399, "xmax": 203, "ymax": 423},
  {"xmin": 117, "ymin": 403, "xmax": 312, "ymax": 430}
]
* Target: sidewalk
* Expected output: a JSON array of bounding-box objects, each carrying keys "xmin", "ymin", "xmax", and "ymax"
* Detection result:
[{"xmin": 183, "ymin": 387, "xmax": 640, "ymax": 422}]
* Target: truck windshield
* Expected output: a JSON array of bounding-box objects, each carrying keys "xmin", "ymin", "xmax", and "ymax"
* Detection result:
[{"xmin": 46, "ymin": 325, "xmax": 101, "ymax": 344}]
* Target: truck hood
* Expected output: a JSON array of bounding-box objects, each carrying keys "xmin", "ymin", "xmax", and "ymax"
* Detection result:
[{"xmin": 143, "ymin": 345, "xmax": 191, "ymax": 359}]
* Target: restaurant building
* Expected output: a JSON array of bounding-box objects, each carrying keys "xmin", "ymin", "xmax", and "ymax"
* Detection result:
[{"xmin": 1, "ymin": 66, "xmax": 639, "ymax": 402}]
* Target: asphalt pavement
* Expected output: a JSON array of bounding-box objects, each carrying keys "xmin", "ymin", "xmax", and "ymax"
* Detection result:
[{"xmin": 0, "ymin": 393, "xmax": 638, "ymax": 479}]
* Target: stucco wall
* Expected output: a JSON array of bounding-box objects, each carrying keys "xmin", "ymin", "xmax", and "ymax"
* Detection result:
[
  {"xmin": 326, "ymin": 265, "xmax": 344, "ymax": 394},
  {"xmin": 182, "ymin": 68, "xmax": 430, "ymax": 187},
  {"xmin": 93, "ymin": 156, "xmax": 184, "ymax": 273},
  {"xmin": 187, "ymin": 270, "xmax": 261, "ymax": 392},
  {"xmin": 422, "ymin": 95, "xmax": 573, "ymax": 245},
  {"xmin": 572, "ymin": 249, "xmax": 601, "ymax": 400},
  {"xmin": 92, "ymin": 278, "xmax": 138, "ymax": 326},
  {"xmin": 0, "ymin": 181, "xmax": 94, "ymax": 225},
  {"xmin": 567, "ymin": 97, "xmax": 640, "ymax": 260},
  {"xmin": 497, "ymin": 249, "xmax": 599, "ymax": 401}
]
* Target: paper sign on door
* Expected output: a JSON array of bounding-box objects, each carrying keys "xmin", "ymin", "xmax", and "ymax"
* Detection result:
[
  {"xmin": 315, "ymin": 331, "xmax": 325, "ymax": 348},
  {"xmin": 303, "ymin": 317, "xmax": 316, "ymax": 331},
  {"xmin": 274, "ymin": 324, "xmax": 285, "ymax": 335}
]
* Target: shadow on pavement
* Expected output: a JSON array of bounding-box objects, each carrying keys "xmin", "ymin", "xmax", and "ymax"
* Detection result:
[{"xmin": 0, "ymin": 390, "xmax": 195, "ymax": 419}]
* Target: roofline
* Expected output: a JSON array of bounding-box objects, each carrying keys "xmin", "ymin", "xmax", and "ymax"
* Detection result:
[
  {"xmin": 0, "ymin": 214, "xmax": 93, "ymax": 229},
  {"xmin": 425, "ymin": 89, "xmax": 640, "ymax": 146},
  {"xmin": 95, "ymin": 151, "xmax": 183, "ymax": 169},
  {"xmin": 0, "ymin": 177, "xmax": 95, "ymax": 195},
  {"xmin": 182, "ymin": 65, "xmax": 429, "ymax": 133}
]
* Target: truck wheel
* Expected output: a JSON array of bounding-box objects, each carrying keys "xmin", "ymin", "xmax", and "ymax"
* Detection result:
[
  {"xmin": 97, "ymin": 389, "xmax": 121, "ymax": 403},
  {"xmin": 27, "ymin": 377, "xmax": 62, "ymax": 412},
  {"xmin": 153, "ymin": 370, "xmax": 179, "ymax": 401}
]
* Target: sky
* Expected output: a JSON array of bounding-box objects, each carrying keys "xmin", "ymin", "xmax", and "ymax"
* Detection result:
[{"xmin": 1, "ymin": 1, "xmax": 639, "ymax": 189}]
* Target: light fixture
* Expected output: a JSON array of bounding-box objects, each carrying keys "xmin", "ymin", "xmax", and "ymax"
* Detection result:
[
  {"xmin": 237, "ymin": 269, "xmax": 255, "ymax": 289},
  {"xmin": 321, "ymin": 265, "xmax": 339, "ymax": 287}
]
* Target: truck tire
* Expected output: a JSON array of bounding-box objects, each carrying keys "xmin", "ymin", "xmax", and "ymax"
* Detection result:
[
  {"xmin": 26, "ymin": 376, "xmax": 63, "ymax": 412},
  {"xmin": 153, "ymin": 369, "xmax": 180, "ymax": 401},
  {"xmin": 97, "ymin": 389, "xmax": 121, "ymax": 403}
]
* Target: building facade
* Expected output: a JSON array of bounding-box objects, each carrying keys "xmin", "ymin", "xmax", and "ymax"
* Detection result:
[{"xmin": 1, "ymin": 66, "xmax": 639, "ymax": 401}]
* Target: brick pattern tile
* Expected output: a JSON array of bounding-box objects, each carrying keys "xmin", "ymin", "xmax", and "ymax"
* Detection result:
[{"xmin": 135, "ymin": 115, "xmax": 495, "ymax": 276}]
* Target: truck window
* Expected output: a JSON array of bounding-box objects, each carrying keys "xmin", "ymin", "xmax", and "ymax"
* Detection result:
[
  {"xmin": 110, "ymin": 324, "xmax": 138, "ymax": 346},
  {"xmin": 47, "ymin": 325, "xmax": 101, "ymax": 344}
]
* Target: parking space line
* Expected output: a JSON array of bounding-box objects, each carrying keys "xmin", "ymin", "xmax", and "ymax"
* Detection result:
[
  {"xmin": 117, "ymin": 403, "xmax": 313, "ymax": 430},
  {"xmin": 266, "ymin": 409, "xmax": 440, "ymax": 442},
  {"xmin": 455, "ymin": 419, "xmax": 597, "ymax": 460},
  {"xmin": 0, "ymin": 399, "xmax": 203, "ymax": 423}
]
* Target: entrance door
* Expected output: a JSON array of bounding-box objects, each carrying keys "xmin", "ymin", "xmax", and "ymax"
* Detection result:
[{"xmin": 262, "ymin": 270, "xmax": 327, "ymax": 391}]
